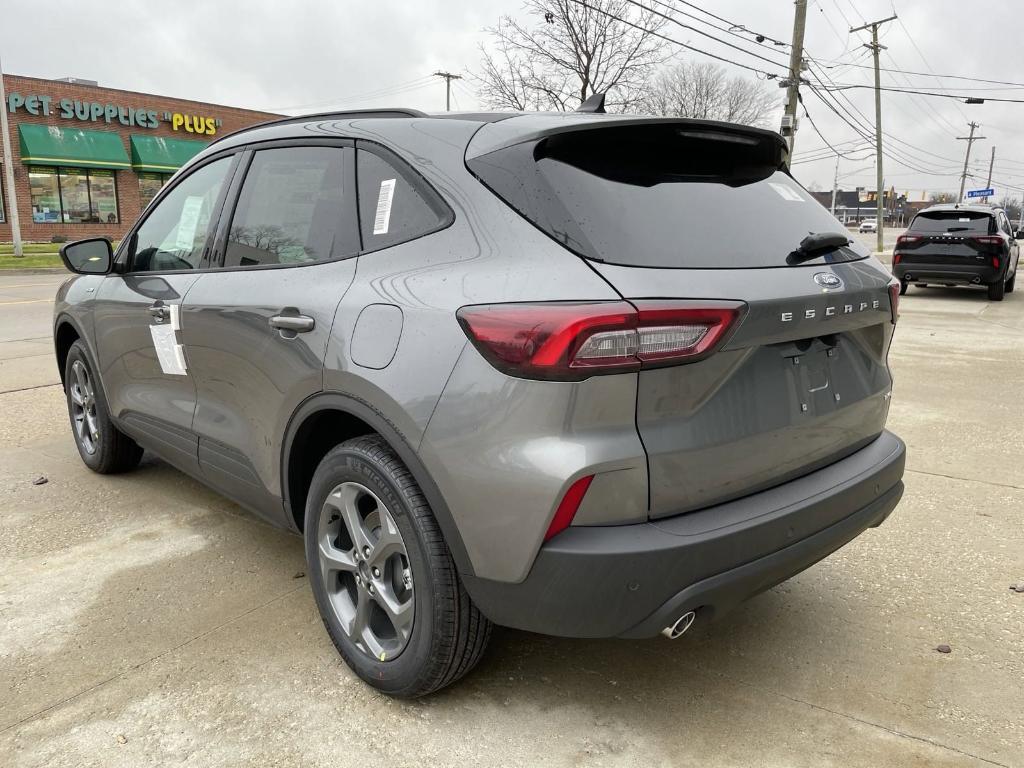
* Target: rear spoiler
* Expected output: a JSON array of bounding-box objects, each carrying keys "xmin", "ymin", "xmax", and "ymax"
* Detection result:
[{"xmin": 465, "ymin": 114, "xmax": 789, "ymax": 168}]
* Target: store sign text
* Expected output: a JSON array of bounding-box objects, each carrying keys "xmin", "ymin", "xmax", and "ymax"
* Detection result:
[{"xmin": 7, "ymin": 93, "xmax": 223, "ymax": 135}]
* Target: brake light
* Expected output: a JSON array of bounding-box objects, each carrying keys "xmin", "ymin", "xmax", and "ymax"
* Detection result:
[
  {"xmin": 887, "ymin": 282, "xmax": 900, "ymax": 324},
  {"xmin": 972, "ymin": 235, "xmax": 1003, "ymax": 246},
  {"xmin": 456, "ymin": 301, "xmax": 743, "ymax": 381},
  {"xmin": 895, "ymin": 234, "xmax": 920, "ymax": 246},
  {"xmin": 892, "ymin": 253, "xmax": 901, "ymax": 265},
  {"xmin": 992, "ymin": 256, "xmax": 1001, "ymax": 269},
  {"xmin": 544, "ymin": 475, "xmax": 594, "ymax": 541}
]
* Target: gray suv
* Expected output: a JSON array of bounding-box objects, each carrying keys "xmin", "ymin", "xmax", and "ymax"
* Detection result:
[{"xmin": 53, "ymin": 109, "xmax": 906, "ymax": 697}]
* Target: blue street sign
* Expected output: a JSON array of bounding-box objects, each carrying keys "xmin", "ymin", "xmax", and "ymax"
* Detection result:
[{"xmin": 967, "ymin": 188, "xmax": 995, "ymax": 198}]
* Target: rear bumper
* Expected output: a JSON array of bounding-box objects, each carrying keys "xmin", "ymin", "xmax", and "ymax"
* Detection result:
[
  {"xmin": 893, "ymin": 261, "xmax": 1002, "ymax": 285},
  {"xmin": 464, "ymin": 430, "xmax": 905, "ymax": 638}
]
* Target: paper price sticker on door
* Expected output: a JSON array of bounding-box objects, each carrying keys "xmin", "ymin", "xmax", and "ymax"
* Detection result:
[
  {"xmin": 150, "ymin": 307, "xmax": 187, "ymax": 376},
  {"xmin": 373, "ymin": 179, "xmax": 396, "ymax": 235}
]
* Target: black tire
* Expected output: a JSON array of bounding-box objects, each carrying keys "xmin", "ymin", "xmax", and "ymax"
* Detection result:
[
  {"xmin": 64, "ymin": 340, "xmax": 143, "ymax": 474},
  {"xmin": 899, "ymin": 280, "xmax": 908, "ymax": 296},
  {"xmin": 1006, "ymin": 271, "xmax": 1016, "ymax": 294},
  {"xmin": 988, "ymin": 278, "xmax": 1006, "ymax": 301},
  {"xmin": 304, "ymin": 435, "xmax": 491, "ymax": 697}
]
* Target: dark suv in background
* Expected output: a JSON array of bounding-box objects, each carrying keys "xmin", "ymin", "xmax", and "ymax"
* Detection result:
[
  {"xmin": 893, "ymin": 204, "xmax": 1021, "ymax": 300},
  {"xmin": 54, "ymin": 109, "xmax": 905, "ymax": 696}
]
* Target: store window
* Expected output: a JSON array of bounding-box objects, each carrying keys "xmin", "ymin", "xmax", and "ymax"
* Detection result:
[
  {"xmin": 139, "ymin": 173, "xmax": 170, "ymax": 209},
  {"xmin": 28, "ymin": 167, "xmax": 119, "ymax": 224}
]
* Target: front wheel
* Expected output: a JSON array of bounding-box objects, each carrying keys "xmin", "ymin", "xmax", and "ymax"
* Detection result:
[
  {"xmin": 304, "ymin": 435, "xmax": 491, "ymax": 697},
  {"xmin": 64, "ymin": 341, "xmax": 143, "ymax": 474},
  {"xmin": 988, "ymin": 278, "xmax": 1006, "ymax": 301}
]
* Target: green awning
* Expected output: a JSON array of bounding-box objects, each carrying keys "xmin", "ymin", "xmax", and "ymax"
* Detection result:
[
  {"xmin": 18, "ymin": 124, "xmax": 131, "ymax": 170},
  {"xmin": 129, "ymin": 135, "xmax": 208, "ymax": 173}
]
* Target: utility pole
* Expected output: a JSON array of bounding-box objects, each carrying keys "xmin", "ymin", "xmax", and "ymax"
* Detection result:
[
  {"xmin": 984, "ymin": 146, "xmax": 995, "ymax": 203},
  {"xmin": 781, "ymin": 0, "xmax": 807, "ymax": 154},
  {"xmin": 956, "ymin": 121, "xmax": 985, "ymax": 202},
  {"xmin": 432, "ymin": 71, "xmax": 462, "ymax": 112},
  {"xmin": 830, "ymin": 155, "xmax": 839, "ymax": 216},
  {"xmin": 851, "ymin": 15, "xmax": 897, "ymax": 254},
  {"xmin": 0, "ymin": 53, "xmax": 24, "ymax": 257}
]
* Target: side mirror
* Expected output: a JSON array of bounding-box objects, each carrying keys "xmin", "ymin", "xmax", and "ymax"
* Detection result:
[{"xmin": 59, "ymin": 237, "xmax": 113, "ymax": 275}]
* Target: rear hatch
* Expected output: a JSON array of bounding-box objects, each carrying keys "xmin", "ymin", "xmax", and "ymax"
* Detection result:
[
  {"xmin": 898, "ymin": 209, "xmax": 1003, "ymax": 268},
  {"xmin": 467, "ymin": 117, "xmax": 897, "ymax": 518}
]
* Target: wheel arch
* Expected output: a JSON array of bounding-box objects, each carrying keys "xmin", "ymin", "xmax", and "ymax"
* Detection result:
[
  {"xmin": 53, "ymin": 313, "xmax": 94, "ymax": 388},
  {"xmin": 281, "ymin": 392, "xmax": 475, "ymax": 577}
]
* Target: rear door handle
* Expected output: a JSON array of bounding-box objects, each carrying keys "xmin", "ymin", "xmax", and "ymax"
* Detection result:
[
  {"xmin": 148, "ymin": 302, "xmax": 169, "ymax": 320},
  {"xmin": 269, "ymin": 313, "xmax": 315, "ymax": 333}
]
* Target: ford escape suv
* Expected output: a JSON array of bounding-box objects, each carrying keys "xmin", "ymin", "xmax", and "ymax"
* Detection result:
[
  {"xmin": 893, "ymin": 203, "xmax": 1020, "ymax": 300},
  {"xmin": 54, "ymin": 109, "xmax": 906, "ymax": 697}
]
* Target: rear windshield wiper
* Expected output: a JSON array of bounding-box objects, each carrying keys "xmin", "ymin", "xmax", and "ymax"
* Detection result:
[{"xmin": 787, "ymin": 232, "xmax": 852, "ymax": 265}]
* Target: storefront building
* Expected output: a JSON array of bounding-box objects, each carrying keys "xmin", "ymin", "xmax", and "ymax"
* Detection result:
[{"xmin": 0, "ymin": 74, "xmax": 278, "ymax": 242}]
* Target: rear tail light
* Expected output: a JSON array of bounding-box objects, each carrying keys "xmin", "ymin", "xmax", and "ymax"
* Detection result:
[
  {"xmin": 456, "ymin": 300, "xmax": 743, "ymax": 381},
  {"xmin": 972, "ymin": 235, "xmax": 1003, "ymax": 246},
  {"xmin": 544, "ymin": 475, "xmax": 594, "ymax": 541},
  {"xmin": 895, "ymin": 234, "xmax": 920, "ymax": 246},
  {"xmin": 992, "ymin": 256, "xmax": 1001, "ymax": 269},
  {"xmin": 887, "ymin": 282, "xmax": 900, "ymax": 323},
  {"xmin": 892, "ymin": 253, "xmax": 901, "ymax": 265}
]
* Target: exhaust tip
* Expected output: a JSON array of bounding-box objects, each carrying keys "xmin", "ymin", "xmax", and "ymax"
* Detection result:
[{"xmin": 661, "ymin": 610, "xmax": 696, "ymax": 640}]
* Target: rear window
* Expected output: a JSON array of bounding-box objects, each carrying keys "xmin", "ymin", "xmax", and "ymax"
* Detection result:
[
  {"xmin": 910, "ymin": 210, "xmax": 994, "ymax": 235},
  {"xmin": 469, "ymin": 124, "xmax": 867, "ymax": 269}
]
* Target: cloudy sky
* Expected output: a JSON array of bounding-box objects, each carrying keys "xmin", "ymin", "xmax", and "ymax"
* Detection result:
[{"xmin": 4, "ymin": 0, "xmax": 1022, "ymax": 202}]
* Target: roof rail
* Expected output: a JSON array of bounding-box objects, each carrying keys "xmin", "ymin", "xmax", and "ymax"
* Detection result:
[{"xmin": 207, "ymin": 108, "xmax": 428, "ymax": 148}]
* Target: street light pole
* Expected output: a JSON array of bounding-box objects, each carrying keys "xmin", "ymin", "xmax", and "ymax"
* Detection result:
[{"xmin": 0, "ymin": 52, "xmax": 24, "ymax": 257}]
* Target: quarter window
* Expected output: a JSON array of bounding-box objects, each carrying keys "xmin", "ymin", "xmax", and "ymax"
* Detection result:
[
  {"xmin": 224, "ymin": 146, "xmax": 357, "ymax": 268},
  {"xmin": 28, "ymin": 167, "xmax": 119, "ymax": 224},
  {"xmin": 356, "ymin": 145, "xmax": 452, "ymax": 252},
  {"xmin": 130, "ymin": 156, "xmax": 233, "ymax": 273}
]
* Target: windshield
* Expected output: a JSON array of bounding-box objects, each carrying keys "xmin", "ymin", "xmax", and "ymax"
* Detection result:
[
  {"xmin": 911, "ymin": 211, "xmax": 994, "ymax": 234},
  {"xmin": 469, "ymin": 124, "xmax": 868, "ymax": 269}
]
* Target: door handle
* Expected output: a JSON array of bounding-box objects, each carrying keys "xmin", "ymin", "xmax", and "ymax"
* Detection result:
[
  {"xmin": 148, "ymin": 302, "xmax": 170, "ymax": 320},
  {"xmin": 269, "ymin": 313, "xmax": 315, "ymax": 333}
]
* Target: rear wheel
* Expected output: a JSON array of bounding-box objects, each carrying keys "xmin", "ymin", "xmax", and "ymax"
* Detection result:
[
  {"xmin": 988, "ymin": 278, "xmax": 1006, "ymax": 301},
  {"xmin": 64, "ymin": 341, "xmax": 143, "ymax": 474},
  {"xmin": 304, "ymin": 435, "xmax": 491, "ymax": 697},
  {"xmin": 1006, "ymin": 271, "xmax": 1016, "ymax": 294},
  {"xmin": 898, "ymin": 279, "xmax": 908, "ymax": 295}
]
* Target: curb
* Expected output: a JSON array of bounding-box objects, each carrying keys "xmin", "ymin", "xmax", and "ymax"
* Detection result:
[{"xmin": 0, "ymin": 268, "xmax": 66, "ymax": 276}]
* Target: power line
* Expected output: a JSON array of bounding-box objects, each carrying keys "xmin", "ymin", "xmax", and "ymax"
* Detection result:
[
  {"xmin": 647, "ymin": 0, "xmax": 790, "ymax": 63},
  {"xmin": 663, "ymin": 0, "xmax": 789, "ymax": 47},
  {"xmin": 568, "ymin": 0, "xmax": 785, "ymax": 79},
  {"xmin": 808, "ymin": 58, "xmax": 1024, "ymax": 89},
  {"xmin": 623, "ymin": 0, "xmax": 791, "ymax": 70},
  {"xmin": 819, "ymin": 83, "xmax": 1024, "ymax": 103}
]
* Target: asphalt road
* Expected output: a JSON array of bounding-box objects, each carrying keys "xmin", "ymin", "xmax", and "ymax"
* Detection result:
[{"xmin": 1, "ymin": 270, "xmax": 1022, "ymax": 767}]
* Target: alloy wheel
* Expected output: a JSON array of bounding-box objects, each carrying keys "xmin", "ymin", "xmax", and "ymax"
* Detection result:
[
  {"xmin": 317, "ymin": 482, "xmax": 415, "ymax": 661},
  {"xmin": 69, "ymin": 360, "xmax": 100, "ymax": 455}
]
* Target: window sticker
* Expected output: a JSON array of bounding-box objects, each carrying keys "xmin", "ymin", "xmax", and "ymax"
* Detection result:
[
  {"xmin": 373, "ymin": 179, "xmax": 396, "ymax": 235},
  {"xmin": 174, "ymin": 196, "xmax": 204, "ymax": 251},
  {"xmin": 768, "ymin": 182, "xmax": 805, "ymax": 202}
]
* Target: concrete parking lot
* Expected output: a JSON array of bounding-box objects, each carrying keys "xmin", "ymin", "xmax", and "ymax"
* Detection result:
[{"xmin": 1, "ymin": 270, "xmax": 1021, "ymax": 767}]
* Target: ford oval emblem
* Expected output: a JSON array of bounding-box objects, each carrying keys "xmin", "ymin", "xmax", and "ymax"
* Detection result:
[{"xmin": 814, "ymin": 272, "xmax": 843, "ymax": 290}]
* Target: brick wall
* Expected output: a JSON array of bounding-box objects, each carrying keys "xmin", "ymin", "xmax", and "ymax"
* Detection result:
[{"xmin": 0, "ymin": 74, "xmax": 278, "ymax": 243}]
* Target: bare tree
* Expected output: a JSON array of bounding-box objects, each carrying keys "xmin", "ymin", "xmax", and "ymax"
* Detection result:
[
  {"xmin": 929, "ymin": 192, "xmax": 957, "ymax": 204},
  {"xmin": 637, "ymin": 61, "xmax": 776, "ymax": 126},
  {"xmin": 476, "ymin": 0, "xmax": 669, "ymax": 112}
]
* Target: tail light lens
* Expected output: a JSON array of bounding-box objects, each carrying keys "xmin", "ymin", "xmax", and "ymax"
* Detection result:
[
  {"xmin": 457, "ymin": 300, "xmax": 743, "ymax": 381},
  {"xmin": 972, "ymin": 235, "xmax": 1003, "ymax": 246},
  {"xmin": 892, "ymin": 253, "xmax": 902, "ymax": 265},
  {"xmin": 992, "ymin": 256, "xmax": 1001, "ymax": 269},
  {"xmin": 895, "ymin": 234, "xmax": 920, "ymax": 247},
  {"xmin": 887, "ymin": 282, "xmax": 900, "ymax": 324}
]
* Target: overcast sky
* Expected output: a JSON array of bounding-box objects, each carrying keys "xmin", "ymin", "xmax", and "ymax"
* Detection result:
[{"xmin": 4, "ymin": 0, "xmax": 1022, "ymax": 202}]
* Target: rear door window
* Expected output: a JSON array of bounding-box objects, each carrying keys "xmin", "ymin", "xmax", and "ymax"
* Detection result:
[
  {"xmin": 223, "ymin": 145, "xmax": 358, "ymax": 268},
  {"xmin": 910, "ymin": 211, "xmax": 994, "ymax": 235},
  {"xmin": 469, "ymin": 124, "xmax": 867, "ymax": 269},
  {"xmin": 355, "ymin": 144, "xmax": 453, "ymax": 252}
]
